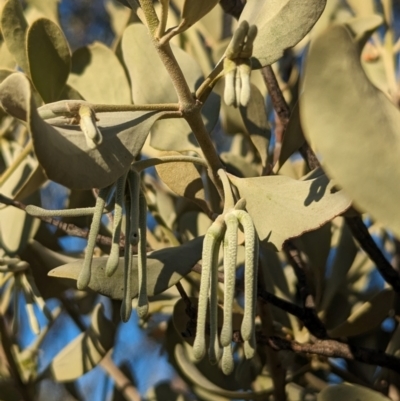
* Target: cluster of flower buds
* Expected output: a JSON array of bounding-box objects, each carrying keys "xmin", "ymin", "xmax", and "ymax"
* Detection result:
[
  {"xmin": 223, "ymin": 21, "xmax": 257, "ymax": 108},
  {"xmin": 193, "ymin": 170, "xmax": 259, "ymax": 374},
  {"xmin": 26, "ymin": 168, "xmax": 149, "ymax": 322}
]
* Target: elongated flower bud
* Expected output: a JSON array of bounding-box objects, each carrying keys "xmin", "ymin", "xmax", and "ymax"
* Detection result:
[
  {"xmin": 79, "ymin": 105, "xmax": 103, "ymax": 149},
  {"xmin": 193, "ymin": 216, "xmax": 226, "ymax": 360}
]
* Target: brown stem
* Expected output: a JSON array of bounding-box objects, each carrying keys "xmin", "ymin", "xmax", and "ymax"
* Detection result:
[
  {"xmin": 257, "ymin": 264, "xmax": 287, "ymax": 401},
  {"xmin": 152, "ymin": 39, "xmax": 225, "ymax": 200},
  {"xmin": 175, "ymin": 282, "xmax": 196, "ymax": 320},
  {"xmin": 263, "ymin": 336, "xmax": 400, "ymax": 373},
  {"xmin": 262, "ymin": 65, "xmax": 290, "ymax": 127},
  {"xmin": 100, "ymin": 353, "xmax": 141, "ymax": 401},
  {"xmin": 283, "ymin": 241, "xmax": 328, "ymax": 339}
]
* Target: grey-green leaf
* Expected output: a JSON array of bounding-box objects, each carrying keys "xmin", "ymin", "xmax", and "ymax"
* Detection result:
[
  {"xmin": 121, "ymin": 23, "xmax": 220, "ymax": 152},
  {"xmin": 178, "ymin": 0, "xmax": 219, "ymax": 32},
  {"xmin": 48, "ymin": 303, "xmax": 115, "ymax": 382},
  {"xmin": 68, "ymin": 42, "xmax": 131, "ymax": 104},
  {"xmin": 300, "ymin": 23, "xmax": 400, "ymax": 238},
  {"xmin": 155, "ymin": 153, "xmax": 209, "ymax": 212},
  {"xmin": 239, "ymin": 84, "xmax": 271, "ymax": 171},
  {"xmin": 27, "ymin": 18, "xmax": 71, "ymax": 103},
  {"xmin": 237, "ymin": 0, "xmax": 327, "ymax": 68},
  {"xmin": 0, "ymin": 73, "xmax": 164, "ymax": 189},
  {"xmin": 318, "ymin": 383, "xmax": 391, "ymax": 401},
  {"xmin": 228, "ymin": 171, "xmax": 351, "ymax": 250},
  {"xmin": 48, "ymin": 236, "xmax": 204, "ymax": 299},
  {"xmin": 328, "ymin": 289, "xmax": 394, "ymax": 338},
  {"xmin": 0, "ymin": 0, "xmax": 29, "ymax": 73}
]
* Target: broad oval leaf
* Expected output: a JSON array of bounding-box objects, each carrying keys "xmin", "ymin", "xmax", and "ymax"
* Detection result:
[
  {"xmin": 121, "ymin": 23, "xmax": 220, "ymax": 152},
  {"xmin": 68, "ymin": 42, "xmax": 131, "ymax": 105},
  {"xmin": 27, "ymin": 18, "xmax": 71, "ymax": 103},
  {"xmin": 0, "ymin": 73, "xmax": 164, "ymax": 189},
  {"xmin": 328, "ymin": 289, "xmax": 394, "ymax": 338},
  {"xmin": 236, "ymin": 0, "xmax": 327, "ymax": 69},
  {"xmin": 228, "ymin": 171, "xmax": 351, "ymax": 250},
  {"xmin": 155, "ymin": 152, "xmax": 209, "ymax": 212},
  {"xmin": 48, "ymin": 236, "xmax": 204, "ymax": 299},
  {"xmin": 0, "ymin": 0, "xmax": 29, "ymax": 73},
  {"xmin": 318, "ymin": 383, "xmax": 391, "ymax": 401},
  {"xmin": 178, "ymin": 0, "xmax": 219, "ymax": 32},
  {"xmin": 48, "ymin": 303, "xmax": 115, "ymax": 382},
  {"xmin": 300, "ymin": 23, "xmax": 400, "ymax": 238}
]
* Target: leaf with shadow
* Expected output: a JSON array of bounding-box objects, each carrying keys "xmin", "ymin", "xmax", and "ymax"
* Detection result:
[
  {"xmin": 0, "ymin": 73, "xmax": 165, "ymax": 189},
  {"xmin": 48, "ymin": 236, "xmax": 204, "ymax": 299},
  {"xmin": 228, "ymin": 170, "xmax": 351, "ymax": 250}
]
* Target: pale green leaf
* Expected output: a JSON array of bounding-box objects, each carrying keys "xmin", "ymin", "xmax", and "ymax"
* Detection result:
[
  {"xmin": 319, "ymin": 220, "xmax": 358, "ymax": 314},
  {"xmin": 0, "ymin": 73, "xmax": 164, "ymax": 189},
  {"xmin": 239, "ymin": 84, "xmax": 271, "ymax": 171},
  {"xmin": 24, "ymin": 240, "xmax": 77, "ymax": 299},
  {"xmin": 48, "ymin": 236, "xmax": 204, "ymax": 299},
  {"xmin": 178, "ymin": 0, "xmax": 219, "ymax": 32},
  {"xmin": 318, "ymin": 384, "xmax": 391, "ymax": 401},
  {"xmin": 68, "ymin": 42, "xmax": 132, "ymax": 104},
  {"xmin": 328, "ymin": 289, "xmax": 394, "ymax": 338},
  {"xmin": 25, "ymin": 0, "xmax": 60, "ymax": 22},
  {"xmin": 228, "ymin": 171, "xmax": 351, "ymax": 250},
  {"xmin": 0, "ymin": 0, "xmax": 29, "ymax": 73},
  {"xmin": 346, "ymin": 0, "xmax": 376, "ymax": 17},
  {"xmin": 0, "ymin": 141, "xmax": 40, "ymax": 256},
  {"xmin": 121, "ymin": 23, "xmax": 220, "ymax": 152},
  {"xmin": 300, "ymin": 22, "xmax": 400, "ymax": 238},
  {"xmin": 48, "ymin": 303, "xmax": 115, "ymax": 382},
  {"xmin": 236, "ymin": 0, "xmax": 327, "ymax": 69},
  {"xmin": 155, "ymin": 152, "xmax": 209, "ymax": 212},
  {"xmin": 27, "ymin": 18, "xmax": 71, "ymax": 103}
]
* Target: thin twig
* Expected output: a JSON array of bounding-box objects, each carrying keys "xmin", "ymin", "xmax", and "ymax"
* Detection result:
[
  {"xmin": 283, "ymin": 241, "xmax": 328, "ymax": 339},
  {"xmin": 261, "ymin": 65, "xmax": 290, "ymax": 127},
  {"xmin": 345, "ymin": 216, "xmax": 400, "ymax": 293},
  {"xmin": 0, "ymin": 193, "xmax": 138, "ymax": 253},
  {"xmin": 262, "ymin": 336, "xmax": 400, "ymax": 373},
  {"xmin": 257, "ymin": 263, "xmax": 287, "ymax": 401}
]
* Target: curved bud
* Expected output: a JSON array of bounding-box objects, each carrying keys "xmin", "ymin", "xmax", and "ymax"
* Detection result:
[
  {"xmin": 220, "ymin": 212, "xmax": 239, "ymax": 347},
  {"xmin": 227, "ymin": 20, "xmax": 250, "ymax": 59},
  {"xmin": 121, "ymin": 195, "xmax": 133, "ymax": 323},
  {"xmin": 106, "ymin": 174, "xmax": 127, "ymax": 277},
  {"xmin": 241, "ymin": 25, "xmax": 258, "ymax": 58},
  {"xmin": 233, "ymin": 210, "xmax": 258, "ymax": 359},
  {"xmin": 222, "ymin": 345, "xmax": 234, "ymax": 375},
  {"xmin": 79, "ymin": 105, "xmax": 103, "ymax": 148},
  {"xmin": 77, "ymin": 186, "xmax": 110, "ymax": 290},
  {"xmin": 25, "ymin": 204, "xmax": 97, "ymax": 217},
  {"xmin": 137, "ymin": 191, "xmax": 148, "ymax": 318},
  {"xmin": 193, "ymin": 215, "xmax": 226, "ymax": 360},
  {"xmin": 127, "ymin": 169, "xmax": 140, "ymax": 246},
  {"xmin": 239, "ymin": 62, "xmax": 252, "ymax": 107},
  {"xmin": 244, "ymin": 339, "xmax": 256, "ymax": 360}
]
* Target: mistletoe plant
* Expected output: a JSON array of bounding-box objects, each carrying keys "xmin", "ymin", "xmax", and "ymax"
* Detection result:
[{"xmin": 0, "ymin": 0, "xmax": 400, "ymax": 400}]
